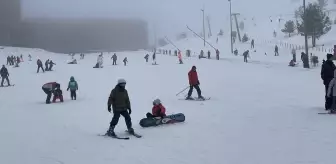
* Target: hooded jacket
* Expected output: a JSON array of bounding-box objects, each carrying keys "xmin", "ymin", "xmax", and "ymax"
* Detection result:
[
  {"xmin": 108, "ymin": 85, "xmax": 131, "ymax": 112},
  {"xmin": 67, "ymin": 76, "xmax": 78, "ymax": 91}
]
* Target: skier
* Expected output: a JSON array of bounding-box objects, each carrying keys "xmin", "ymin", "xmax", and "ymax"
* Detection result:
[
  {"xmin": 251, "ymin": 39, "xmax": 255, "ymax": 49},
  {"xmin": 111, "ymin": 53, "xmax": 117, "ymax": 65},
  {"xmin": 207, "ymin": 50, "xmax": 211, "ymax": 59},
  {"xmin": 67, "ymin": 76, "xmax": 78, "ymax": 100},
  {"xmin": 123, "ymin": 57, "xmax": 128, "ymax": 66},
  {"xmin": 144, "ymin": 54, "xmax": 149, "ymax": 62},
  {"xmin": 48, "ymin": 60, "xmax": 56, "ymax": 71},
  {"xmin": 68, "ymin": 59, "xmax": 77, "ymax": 64},
  {"xmin": 288, "ymin": 60, "xmax": 296, "ymax": 67},
  {"xmin": 243, "ymin": 50, "xmax": 249, "ymax": 63},
  {"xmin": 42, "ymin": 82, "xmax": 62, "ymax": 104},
  {"xmin": 178, "ymin": 51, "xmax": 183, "ymax": 64},
  {"xmin": 37, "ymin": 58, "xmax": 44, "ymax": 73},
  {"xmin": 327, "ymin": 70, "xmax": 336, "ymax": 113},
  {"xmin": 152, "ymin": 52, "xmax": 156, "ymax": 65},
  {"xmin": 14, "ymin": 56, "xmax": 20, "ymax": 67},
  {"xmin": 186, "ymin": 66, "xmax": 204, "ymax": 100},
  {"xmin": 234, "ymin": 49, "xmax": 238, "ymax": 56},
  {"xmin": 28, "ymin": 54, "xmax": 32, "ymax": 61},
  {"xmin": 106, "ymin": 79, "xmax": 134, "ymax": 136},
  {"xmin": 146, "ymin": 99, "xmax": 166, "ymax": 118},
  {"xmin": 274, "ymin": 45, "xmax": 279, "ymax": 56},
  {"xmin": 292, "ymin": 48, "xmax": 296, "ymax": 62},
  {"xmin": 216, "ymin": 49, "xmax": 220, "ymax": 60},
  {"xmin": 45, "ymin": 59, "xmax": 49, "ymax": 71},
  {"xmin": 0, "ymin": 65, "xmax": 11, "ymax": 87},
  {"xmin": 321, "ymin": 53, "xmax": 336, "ymax": 110}
]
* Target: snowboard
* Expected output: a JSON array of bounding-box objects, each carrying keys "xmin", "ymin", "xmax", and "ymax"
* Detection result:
[
  {"xmin": 139, "ymin": 113, "xmax": 185, "ymax": 128},
  {"xmin": 179, "ymin": 97, "xmax": 210, "ymax": 101}
]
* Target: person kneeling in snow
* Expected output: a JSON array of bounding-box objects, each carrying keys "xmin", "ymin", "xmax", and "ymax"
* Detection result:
[
  {"xmin": 146, "ymin": 99, "xmax": 166, "ymax": 118},
  {"xmin": 42, "ymin": 82, "xmax": 63, "ymax": 104}
]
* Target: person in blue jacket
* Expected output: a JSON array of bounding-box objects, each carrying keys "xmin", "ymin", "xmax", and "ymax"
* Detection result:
[{"xmin": 67, "ymin": 76, "xmax": 78, "ymax": 100}]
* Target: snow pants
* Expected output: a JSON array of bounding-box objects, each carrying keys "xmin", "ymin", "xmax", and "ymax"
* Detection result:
[
  {"xmin": 42, "ymin": 88, "xmax": 52, "ymax": 104},
  {"xmin": 70, "ymin": 90, "xmax": 76, "ymax": 100},
  {"xmin": 1, "ymin": 76, "xmax": 10, "ymax": 86},
  {"xmin": 330, "ymin": 96, "xmax": 336, "ymax": 112},
  {"xmin": 187, "ymin": 85, "xmax": 202, "ymax": 97},
  {"xmin": 112, "ymin": 60, "xmax": 117, "ymax": 65},
  {"xmin": 37, "ymin": 65, "xmax": 44, "ymax": 73},
  {"xmin": 244, "ymin": 56, "xmax": 248, "ymax": 63},
  {"xmin": 110, "ymin": 110, "xmax": 132, "ymax": 129},
  {"xmin": 52, "ymin": 95, "xmax": 63, "ymax": 103}
]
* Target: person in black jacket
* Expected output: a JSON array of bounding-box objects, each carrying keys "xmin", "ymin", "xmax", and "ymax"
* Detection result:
[
  {"xmin": 0, "ymin": 65, "xmax": 11, "ymax": 87},
  {"xmin": 321, "ymin": 53, "xmax": 336, "ymax": 110}
]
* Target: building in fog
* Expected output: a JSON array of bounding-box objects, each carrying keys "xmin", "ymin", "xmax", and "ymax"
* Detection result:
[{"xmin": 0, "ymin": 0, "xmax": 149, "ymax": 53}]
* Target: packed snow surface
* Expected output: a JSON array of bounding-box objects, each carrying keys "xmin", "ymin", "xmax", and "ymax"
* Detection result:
[{"xmin": 0, "ymin": 47, "xmax": 335, "ymax": 164}]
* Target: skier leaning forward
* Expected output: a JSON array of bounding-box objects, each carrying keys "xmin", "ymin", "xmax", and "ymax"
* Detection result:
[
  {"xmin": 106, "ymin": 79, "xmax": 135, "ymax": 136},
  {"xmin": 186, "ymin": 66, "xmax": 204, "ymax": 100}
]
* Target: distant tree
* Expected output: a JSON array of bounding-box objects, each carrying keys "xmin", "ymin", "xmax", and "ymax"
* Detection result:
[
  {"xmin": 177, "ymin": 32, "xmax": 187, "ymax": 40},
  {"xmin": 296, "ymin": 2, "xmax": 332, "ymax": 47},
  {"xmin": 281, "ymin": 20, "xmax": 295, "ymax": 37},
  {"xmin": 242, "ymin": 33, "xmax": 249, "ymax": 43}
]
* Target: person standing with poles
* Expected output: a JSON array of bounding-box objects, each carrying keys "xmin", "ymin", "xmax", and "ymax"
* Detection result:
[{"xmin": 186, "ymin": 66, "xmax": 204, "ymax": 100}]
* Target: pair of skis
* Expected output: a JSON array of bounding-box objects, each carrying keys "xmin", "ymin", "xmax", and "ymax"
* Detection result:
[{"xmin": 99, "ymin": 130, "xmax": 142, "ymax": 140}]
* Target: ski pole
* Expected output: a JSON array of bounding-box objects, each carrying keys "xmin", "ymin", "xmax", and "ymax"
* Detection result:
[{"xmin": 176, "ymin": 86, "xmax": 189, "ymax": 96}]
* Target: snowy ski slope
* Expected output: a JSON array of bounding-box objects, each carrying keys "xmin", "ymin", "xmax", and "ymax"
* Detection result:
[{"xmin": 0, "ymin": 45, "xmax": 335, "ymax": 164}]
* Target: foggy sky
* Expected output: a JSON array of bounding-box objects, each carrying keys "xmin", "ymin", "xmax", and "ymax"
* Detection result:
[{"xmin": 21, "ymin": 0, "xmax": 297, "ymax": 44}]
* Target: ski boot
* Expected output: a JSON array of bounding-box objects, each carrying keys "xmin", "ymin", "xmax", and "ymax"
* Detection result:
[
  {"xmin": 105, "ymin": 126, "xmax": 116, "ymax": 137},
  {"xmin": 197, "ymin": 95, "xmax": 205, "ymax": 100},
  {"xmin": 127, "ymin": 127, "xmax": 135, "ymax": 135},
  {"xmin": 185, "ymin": 96, "xmax": 194, "ymax": 100}
]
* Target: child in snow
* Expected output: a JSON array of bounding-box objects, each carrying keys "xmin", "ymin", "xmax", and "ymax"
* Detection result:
[
  {"xmin": 327, "ymin": 70, "xmax": 336, "ymax": 113},
  {"xmin": 67, "ymin": 76, "xmax": 78, "ymax": 100},
  {"xmin": 53, "ymin": 84, "xmax": 64, "ymax": 103},
  {"xmin": 146, "ymin": 99, "xmax": 166, "ymax": 118},
  {"xmin": 42, "ymin": 82, "xmax": 62, "ymax": 104}
]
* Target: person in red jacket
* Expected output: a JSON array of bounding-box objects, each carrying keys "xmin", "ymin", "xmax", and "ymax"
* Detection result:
[
  {"xmin": 186, "ymin": 66, "xmax": 204, "ymax": 100},
  {"xmin": 146, "ymin": 99, "xmax": 166, "ymax": 118}
]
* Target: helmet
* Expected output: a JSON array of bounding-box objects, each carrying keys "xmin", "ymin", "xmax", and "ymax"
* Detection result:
[
  {"xmin": 117, "ymin": 78, "xmax": 126, "ymax": 84},
  {"xmin": 153, "ymin": 99, "xmax": 161, "ymax": 105}
]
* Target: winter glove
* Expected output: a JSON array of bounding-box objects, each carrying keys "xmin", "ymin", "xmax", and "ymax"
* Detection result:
[
  {"xmin": 67, "ymin": 88, "xmax": 69, "ymax": 91},
  {"xmin": 108, "ymin": 106, "xmax": 111, "ymax": 113},
  {"xmin": 128, "ymin": 108, "xmax": 132, "ymax": 115}
]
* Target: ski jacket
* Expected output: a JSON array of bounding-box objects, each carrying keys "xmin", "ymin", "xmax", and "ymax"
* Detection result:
[
  {"xmin": 42, "ymin": 82, "xmax": 59, "ymax": 92},
  {"xmin": 67, "ymin": 77, "xmax": 78, "ymax": 91},
  {"xmin": 178, "ymin": 52, "xmax": 182, "ymax": 60},
  {"xmin": 188, "ymin": 70, "xmax": 199, "ymax": 86},
  {"xmin": 0, "ymin": 67, "xmax": 9, "ymax": 77},
  {"xmin": 108, "ymin": 85, "xmax": 131, "ymax": 112},
  {"xmin": 37, "ymin": 59, "xmax": 42, "ymax": 66},
  {"xmin": 152, "ymin": 104, "xmax": 166, "ymax": 117},
  {"xmin": 321, "ymin": 60, "xmax": 336, "ymax": 85},
  {"xmin": 327, "ymin": 70, "xmax": 336, "ymax": 97}
]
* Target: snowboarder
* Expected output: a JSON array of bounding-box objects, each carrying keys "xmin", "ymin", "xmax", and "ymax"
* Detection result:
[
  {"xmin": 37, "ymin": 58, "xmax": 44, "ymax": 73},
  {"xmin": 0, "ymin": 65, "xmax": 11, "ymax": 87},
  {"xmin": 243, "ymin": 50, "xmax": 249, "ymax": 63},
  {"xmin": 123, "ymin": 57, "xmax": 128, "ymax": 66},
  {"xmin": 327, "ymin": 70, "xmax": 336, "ymax": 113},
  {"xmin": 42, "ymin": 82, "xmax": 62, "ymax": 104},
  {"xmin": 111, "ymin": 53, "xmax": 117, "ymax": 65},
  {"xmin": 146, "ymin": 99, "xmax": 166, "ymax": 118},
  {"xmin": 106, "ymin": 79, "xmax": 134, "ymax": 137},
  {"xmin": 144, "ymin": 54, "xmax": 149, "ymax": 62},
  {"xmin": 186, "ymin": 66, "xmax": 204, "ymax": 100},
  {"xmin": 67, "ymin": 76, "xmax": 78, "ymax": 100},
  {"xmin": 321, "ymin": 53, "xmax": 336, "ymax": 110}
]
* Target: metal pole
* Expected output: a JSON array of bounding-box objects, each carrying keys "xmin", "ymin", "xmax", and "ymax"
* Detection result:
[
  {"xmin": 201, "ymin": 7, "xmax": 206, "ymax": 47},
  {"xmin": 229, "ymin": 0, "xmax": 233, "ymax": 53},
  {"xmin": 303, "ymin": 0, "xmax": 309, "ymax": 67}
]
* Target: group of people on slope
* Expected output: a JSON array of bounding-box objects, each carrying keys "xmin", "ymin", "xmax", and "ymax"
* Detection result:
[
  {"xmin": 41, "ymin": 76, "xmax": 79, "ymax": 104},
  {"xmin": 104, "ymin": 65, "xmax": 204, "ymax": 137}
]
